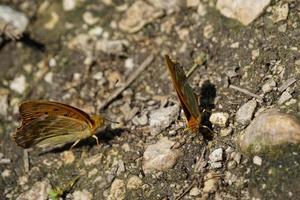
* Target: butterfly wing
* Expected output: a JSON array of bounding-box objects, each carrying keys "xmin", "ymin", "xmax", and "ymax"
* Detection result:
[
  {"xmin": 19, "ymin": 100, "xmax": 94, "ymax": 128},
  {"xmin": 13, "ymin": 115, "xmax": 92, "ymax": 148},
  {"xmin": 165, "ymin": 55, "xmax": 201, "ymax": 132}
]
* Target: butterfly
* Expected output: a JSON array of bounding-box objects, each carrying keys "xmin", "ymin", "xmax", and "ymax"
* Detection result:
[
  {"xmin": 164, "ymin": 55, "xmax": 201, "ymax": 133},
  {"xmin": 13, "ymin": 100, "xmax": 105, "ymax": 149}
]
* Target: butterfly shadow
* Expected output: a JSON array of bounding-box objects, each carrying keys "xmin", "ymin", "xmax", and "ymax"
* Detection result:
[
  {"xmin": 198, "ymin": 80, "xmax": 216, "ymax": 140},
  {"xmin": 38, "ymin": 128, "xmax": 126, "ymax": 155}
]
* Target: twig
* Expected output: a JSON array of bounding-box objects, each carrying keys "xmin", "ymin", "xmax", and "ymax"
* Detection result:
[
  {"xmin": 229, "ymin": 84, "xmax": 263, "ymax": 100},
  {"xmin": 186, "ymin": 52, "xmax": 207, "ymax": 78},
  {"xmin": 278, "ymin": 78, "xmax": 297, "ymax": 92},
  {"xmin": 23, "ymin": 150, "xmax": 29, "ymax": 172},
  {"xmin": 99, "ymin": 54, "xmax": 154, "ymax": 110},
  {"xmin": 175, "ymin": 180, "xmax": 196, "ymax": 200}
]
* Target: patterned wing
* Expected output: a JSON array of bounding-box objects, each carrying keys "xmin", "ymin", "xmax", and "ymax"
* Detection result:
[
  {"xmin": 13, "ymin": 115, "xmax": 92, "ymax": 148},
  {"xmin": 165, "ymin": 55, "xmax": 201, "ymax": 132},
  {"xmin": 19, "ymin": 100, "xmax": 94, "ymax": 127}
]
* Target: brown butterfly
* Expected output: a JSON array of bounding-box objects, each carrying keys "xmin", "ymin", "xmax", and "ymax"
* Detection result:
[
  {"xmin": 164, "ymin": 55, "xmax": 201, "ymax": 133},
  {"xmin": 13, "ymin": 100, "xmax": 105, "ymax": 149}
]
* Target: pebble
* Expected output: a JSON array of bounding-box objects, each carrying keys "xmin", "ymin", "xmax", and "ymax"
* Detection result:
[
  {"xmin": 220, "ymin": 127, "xmax": 233, "ymax": 137},
  {"xmin": 235, "ymin": 99, "xmax": 257, "ymax": 125},
  {"xmin": 189, "ymin": 186, "xmax": 201, "ymax": 196},
  {"xmin": 209, "ymin": 112, "xmax": 229, "ymax": 127},
  {"xmin": 209, "ymin": 148, "xmax": 223, "ymax": 163},
  {"xmin": 227, "ymin": 160, "xmax": 237, "ymax": 170},
  {"xmin": 96, "ymin": 39, "xmax": 128, "ymax": 55},
  {"xmin": 0, "ymin": 5, "xmax": 29, "ymax": 33},
  {"xmin": 216, "ymin": 0, "xmax": 271, "ymax": 25},
  {"xmin": 203, "ymin": 24, "xmax": 213, "ymax": 39},
  {"xmin": 108, "ymin": 179, "xmax": 126, "ymax": 200},
  {"xmin": 132, "ymin": 114, "xmax": 148, "ymax": 126},
  {"xmin": 10, "ymin": 75, "xmax": 27, "ymax": 94},
  {"xmin": 73, "ymin": 189, "xmax": 93, "ymax": 200},
  {"xmin": 83, "ymin": 11, "xmax": 99, "ymax": 25},
  {"xmin": 262, "ymin": 79, "xmax": 276, "ymax": 93},
  {"xmin": 270, "ymin": 3, "xmax": 289, "ymax": 23},
  {"xmin": 63, "ymin": 0, "xmax": 76, "ymax": 11},
  {"xmin": 197, "ymin": 2, "xmax": 207, "ymax": 16},
  {"xmin": 124, "ymin": 58, "xmax": 135, "ymax": 70},
  {"xmin": 16, "ymin": 180, "xmax": 51, "ymax": 200},
  {"xmin": 1, "ymin": 169, "xmax": 11, "ymax": 178},
  {"xmin": 0, "ymin": 89, "xmax": 9, "ymax": 116},
  {"xmin": 127, "ymin": 175, "xmax": 143, "ymax": 190},
  {"xmin": 186, "ymin": 0, "xmax": 200, "ymax": 8},
  {"xmin": 278, "ymin": 91, "xmax": 293, "ymax": 105},
  {"xmin": 118, "ymin": 1, "xmax": 164, "ymax": 33},
  {"xmin": 44, "ymin": 11, "xmax": 59, "ymax": 30},
  {"xmin": 148, "ymin": 0, "xmax": 183, "ymax": 12},
  {"xmin": 44, "ymin": 72, "xmax": 53, "ymax": 84},
  {"xmin": 203, "ymin": 173, "xmax": 219, "ymax": 193},
  {"xmin": 0, "ymin": 158, "xmax": 11, "ymax": 164},
  {"xmin": 149, "ymin": 105, "xmax": 179, "ymax": 135},
  {"xmin": 61, "ymin": 150, "xmax": 75, "ymax": 164},
  {"xmin": 253, "ymin": 156, "xmax": 262, "ymax": 166},
  {"xmin": 210, "ymin": 162, "xmax": 222, "ymax": 169},
  {"xmin": 238, "ymin": 109, "xmax": 300, "ymax": 154},
  {"xmin": 143, "ymin": 137, "xmax": 181, "ymax": 173}
]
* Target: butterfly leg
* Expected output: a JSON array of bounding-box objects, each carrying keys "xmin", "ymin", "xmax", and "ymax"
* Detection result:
[
  {"xmin": 92, "ymin": 135, "xmax": 99, "ymax": 146},
  {"xmin": 70, "ymin": 139, "xmax": 81, "ymax": 150}
]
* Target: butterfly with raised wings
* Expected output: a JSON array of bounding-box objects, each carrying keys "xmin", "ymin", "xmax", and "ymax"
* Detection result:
[{"xmin": 164, "ymin": 55, "xmax": 202, "ymax": 133}]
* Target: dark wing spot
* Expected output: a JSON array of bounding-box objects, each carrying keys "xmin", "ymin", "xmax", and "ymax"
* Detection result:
[
  {"xmin": 45, "ymin": 112, "xmax": 48, "ymax": 115},
  {"xmin": 64, "ymin": 113, "xmax": 68, "ymax": 116},
  {"xmin": 54, "ymin": 108, "xmax": 59, "ymax": 111}
]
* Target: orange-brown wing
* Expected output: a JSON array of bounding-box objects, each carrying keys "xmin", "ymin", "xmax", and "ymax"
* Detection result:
[
  {"xmin": 19, "ymin": 100, "xmax": 94, "ymax": 127},
  {"xmin": 13, "ymin": 115, "xmax": 92, "ymax": 148},
  {"xmin": 164, "ymin": 55, "xmax": 201, "ymax": 132}
]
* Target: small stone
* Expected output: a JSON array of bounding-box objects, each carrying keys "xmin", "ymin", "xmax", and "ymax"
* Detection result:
[
  {"xmin": 262, "ymin": 79, "xmax": 276, "ymax": 93},
  {"xmin": 235, "ymin": 99, "xmax": 257, "ymax": 125},
  {"xmin": 278, "ymin": 91, "xmax": 293, "ymax": 105},
  {"xmin": 0, "ymin": 158, "xmax": 11, "ymax": 164},
  {"xmin": 143, "ymin": 137, "xmax": 181, "ymax": 173},
  {"xmin": 88, "ymin": 168, "xmax": 98, "ymax": 178},
  {"xmin": 83, "ymin": 11, "xmax": 99, "ymax": 25},
  {"xmin": 189, "ymin": 186, "xmax": 201, "ymax": 196},
  {"xmin": 252, "ymin": 49, "xmax": 260, "ymax": 60},
  {"xmin": 92, "ymin": 72, "xmax": 104, "ymax": 80},
  {"xmin": 63, "ymin": 0, "xmax": 76, "ymax": 11},
  {"xmin": 96, "ymin": 39, "xmax": 128, "ymax": 55},
  {"xmin": 44, "ymin": 72, "xmax": 53, "ymax": 84},
  {"xmin": 149, "ymin": 105, "xmax": 179, "ymax": 135},
  {"xmin": 18, "ymin": 176, "xmax": 28, "ymax": 185},
  {"xmin": 238, "ymin": 109, "xmax": 300, "ymax": 154},
  {"xmin": 253, "ymin": 156, "xmax": 262, "ymax": 166},
  {"xmin": 270, "ymin": 3, "xmax": 289, "ymax": 23},
  {"xmin": 127, "ymin": 175, "xmax": 143, "ymax": 190},
  {"xmin": 132, "ymin": 114, "xmax": 148, "ymax": 126},
  {"xmin": 0, "ymin": 89, "xmax": 9, "ymax": 116},
  {"xmin": 231, "ymin": 152, "xmax": 242, "ymax": 164},
  {"xmin": 203, "ymin": 24, "xmax": 213, "ymax": 39},
  {"xmin": 44, "ymin": 12, "xmax": 59, "ymax": 30},
  {"xmin": 209, "ymin": 148, "xmax": 223, "ymax": 163},
  {"xmin": 121, "ymin": 143, "xmax": 130, "ymax": 152},
  {"xmin": 61, "ymin": 150, "xmax": 75, "ymax": 164},
  {"xmin": 230, "ymin": 42, "xmax": 239, "ymax": 48},
  {"xmin": 0, "ymin": 5, "xmax": 29, "ymax": 33},
  {"xmin": 1, "ymin": 169, "xmax": 11, "ymax": 178},
  {"xmin": 118, "ymin": 1, "xmax": 164, "ymax": 33},
  {"xmin": 88, "ymin": 26, "xmax": 103, "ymax": 36},
  {"xmin": 148, "ymin": 0, "xmax": 183, "ymax": 12},
  {"xmin": 186, "ymin": 0, "xmax": 200, "ymax": 8},
  {"xmin": 227, "ymin": 160, "xmax": 237, "ymax": 170},
  {"xmin": 108, "ymin": 179, "xmax": 126, "ymax": 200},
  {"xmin": 278, "ymin": 24, "xmax": 287, "ymax": 32},
  {"xmin": 197, "ymin": 2, "xmax": 207, "ymax": 16},
  {"xmin": 210, "ymin": 162, "xmax": 222, "ymax": 169},
  {"xmin": 124, "ymin": 58, "xmax": 135, "ymax": 70},
  {"xmin": 49, "ymin": 58, "xmax": 57, "ymax": 67},
  {"xmin": 10, "ymin": 75, "xmax": 27, "ymax": 94},
  {"xmin": 73, "ymin": 189, "xmax": 93, "ymax": 200},
  {"xmin": 216, "ymin": 0, "xmax": 271, "ymax": 25},
  {"xmin": 209, "ymin": 112, "xmax": 229, "ymax": 127},
  {"xmin": 16, "ymin": 180, "xmax": 51, "ymax": 200},
  {"xmin": 220, "ymin": 127, "xmax": 233, "ymax": 137},
  {"xmin": 203, "ymin": 173, "xmax": 219, "ymax": 193}
]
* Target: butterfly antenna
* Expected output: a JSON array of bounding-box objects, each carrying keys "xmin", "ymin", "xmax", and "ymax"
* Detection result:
[{"xmin": 104, "ymin": 117, "xmax": 119, "ymax": 124}]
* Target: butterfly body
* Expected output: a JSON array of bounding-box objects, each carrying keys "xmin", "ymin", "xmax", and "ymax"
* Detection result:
[
  {"xmin": 13, "ymin": 100, "xmax": 105, "ymax": 148},
  {"xmin": 164, "ymin": 55, "xmax": 201, "ymax": 133}
]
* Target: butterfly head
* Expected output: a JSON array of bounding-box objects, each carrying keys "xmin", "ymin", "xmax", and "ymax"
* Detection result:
[{"xmin": 90, "ymin": 115, "xmax": 105, "ymax": 130}]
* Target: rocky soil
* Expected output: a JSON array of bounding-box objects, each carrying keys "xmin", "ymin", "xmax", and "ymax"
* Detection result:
[{"xmin": 0, "ymin": 0, "xmax": 300, "ymax": 200}]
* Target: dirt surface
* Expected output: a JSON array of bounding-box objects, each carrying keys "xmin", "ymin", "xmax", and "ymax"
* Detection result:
[{"xmin": 1, "ymin": 0, "xmax": 300, "ymax": 200}]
